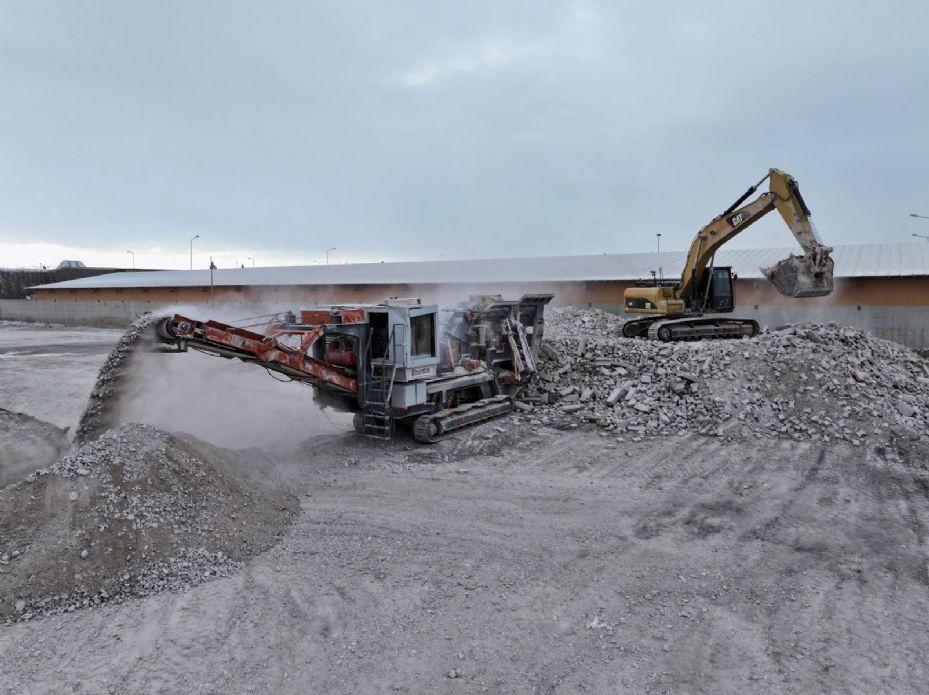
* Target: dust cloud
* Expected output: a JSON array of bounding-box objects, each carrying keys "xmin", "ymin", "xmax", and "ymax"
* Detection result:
[
  {"xmin": 0, "ymin": 409, "xmax": 69, "ymax": 488},
  {"xmin": 115, "ymin": 347, "xmax": 351, "ymax": 453}
]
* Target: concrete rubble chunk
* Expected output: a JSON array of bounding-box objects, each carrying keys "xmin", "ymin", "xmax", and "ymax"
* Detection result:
[{"xmin": 606, "ymin": 387, "xmax": 627, "ymax": 406}]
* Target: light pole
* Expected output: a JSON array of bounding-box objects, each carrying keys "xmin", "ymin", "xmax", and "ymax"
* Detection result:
[
  {"xmin": 910, "ymin": 213, "xmax": 929, "ymax": 241},
  {"xmin": 126, "ymin": 250, "xmax": 135, "ymax": 269},
  {"xmin": 656, "ymin": 233, "xmax": 661, "ymax": 254},
  {"xmin": 326, "ymin": 247, "xmax": 336, "ymax": 265},
  {"xmin": 247, "ymin": 257, "xmax": 255, "ymax": 268},
  {"xmin": 190, "ymin": 234, "xmax": 200, "ymax": 270}
]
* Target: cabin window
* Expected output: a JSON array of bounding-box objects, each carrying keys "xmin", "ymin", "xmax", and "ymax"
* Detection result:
[{"xmin": 410, "ymin": 313, "xmax": 436, "ymax": 357}]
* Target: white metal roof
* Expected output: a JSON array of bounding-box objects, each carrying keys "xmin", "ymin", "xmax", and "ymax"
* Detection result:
[{"xmin": 32, "ymin": 242, "xmax": 929, "ymax": 291}]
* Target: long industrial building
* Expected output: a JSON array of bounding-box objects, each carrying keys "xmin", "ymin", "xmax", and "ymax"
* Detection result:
[{"xmin": 4, "ymin": 242, "xmax": 929, "ymax": 350}]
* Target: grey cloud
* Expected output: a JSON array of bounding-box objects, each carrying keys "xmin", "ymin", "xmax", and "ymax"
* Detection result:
[{"xmin": 0, "ymin": 0, "xmax": 927, "ymax": 264}]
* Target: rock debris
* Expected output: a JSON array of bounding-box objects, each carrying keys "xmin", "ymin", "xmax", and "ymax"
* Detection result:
[{"xmin": 530, "ymin": 307, "xmax": 928, "ymax": 443}]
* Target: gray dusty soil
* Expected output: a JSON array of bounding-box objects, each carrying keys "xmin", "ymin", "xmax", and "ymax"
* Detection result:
[{"xmin": 3, "ymin": 423, "xmax": 929, "ymax": 694}]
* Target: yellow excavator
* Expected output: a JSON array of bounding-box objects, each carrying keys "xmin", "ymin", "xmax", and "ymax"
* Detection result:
[{"xmin": 621, "ymin": 168, "xmax": 834, "ymax": 341}]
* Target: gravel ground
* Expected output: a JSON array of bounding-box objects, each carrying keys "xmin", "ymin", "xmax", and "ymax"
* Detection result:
[
  {"xmin": 1, "ymin": 315, "xmax": 929, "ymax": 694},
  {"xmin": 0, "ymin": 321, "xmax": 124, "ymax": 432},
  {"xmin": 3, "ymin": 425, "xmax": 929, "ymax": 694}
]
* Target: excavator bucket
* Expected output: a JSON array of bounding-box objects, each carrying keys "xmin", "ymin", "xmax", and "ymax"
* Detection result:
[{"xmin": 761, "ymin": 247, "xmax": 834, "ymax": 298}]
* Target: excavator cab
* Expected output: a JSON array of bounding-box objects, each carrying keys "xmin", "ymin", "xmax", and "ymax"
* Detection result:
[{"xmin": 696, "ymin": 267, "xmax": 736, "ymax": 314}]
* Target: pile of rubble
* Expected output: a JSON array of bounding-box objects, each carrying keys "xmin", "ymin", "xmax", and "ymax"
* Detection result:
[
  {"xmin": 0, "ymin": 423, "xmax": 296, "ymax": 623},
  {"xmin": 543, "ymin": 305, "xmax": 626, "ymax": 341},
  {"xmin": 531, "ymin": 309, "xmax": 929, "ymax": 444}
]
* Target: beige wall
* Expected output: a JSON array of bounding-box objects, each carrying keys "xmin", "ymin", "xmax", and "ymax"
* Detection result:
[{"xmin": 32, "ymin": 276, "xmax": 929, "ymax": 307}]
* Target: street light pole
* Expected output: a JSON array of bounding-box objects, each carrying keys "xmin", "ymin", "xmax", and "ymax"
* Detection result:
[
  {"xmin": 247, "ymin": 257, "xmax": 255, "ymax": 268},
  {"xmin": 910, "ymin": 213, "xmax": 929, "ymax": 242},
  {"xmin": 190, "ymin": 235, "xmax": 200, "ymax": 270},
  {"xmin": 326, "ymin": 247, "xmax": 336, "ymax": 265},
  {"xmin": 126, "ymin": 250, "xmax": 135, "ymax": 269},
  {"xmin": 656, "ymin": 233, "xmax": 661, "ymax": 254}
]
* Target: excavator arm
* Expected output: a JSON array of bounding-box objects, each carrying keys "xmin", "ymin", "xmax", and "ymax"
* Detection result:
[
  {"xmin": 678, "ymin": 168, "xmax": 834, "ymax": 308},
  {"xmin": 761, "ymin": 170, "xmax": 834, "ymax": 298}
]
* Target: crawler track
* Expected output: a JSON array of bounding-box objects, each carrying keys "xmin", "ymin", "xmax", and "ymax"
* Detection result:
[
  {"xmin": 623, "ymin": 315, "xmax": 759, "ymax": 341},
  {"xmin": 412, "ymin": 395, "xmax": 513, "ymax": 443}
]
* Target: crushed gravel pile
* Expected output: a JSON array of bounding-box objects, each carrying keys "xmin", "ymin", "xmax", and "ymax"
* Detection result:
[
  {"xmin": 531, "ymin": 309, "xmax": 929, "ymax": 444},
  {"xmin": 76, "ymin": 313, "xmax": 164, "ymax": 445},
  {"xmin": 0, "ymin": 423, "xmax": 297, "ymax": 624}
]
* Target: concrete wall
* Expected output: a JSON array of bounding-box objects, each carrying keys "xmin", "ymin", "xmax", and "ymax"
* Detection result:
[
  {"xmin": 0, "ymin": 299, "xmax": 163, "ymax": 327},
  {"xmin": 29, "ymin": 276, "xmax": 929, "ymax": 308},
  {"xmin": 5, "ymin": 296, "xmax": 929, "ymax": 352},
  {"xmin": 584, "ymin": 302, "xmax": 929, "ymax": 351},
  {"xmin": 744, "ymin": 305, "xmax": 929, "ymax": 351}
]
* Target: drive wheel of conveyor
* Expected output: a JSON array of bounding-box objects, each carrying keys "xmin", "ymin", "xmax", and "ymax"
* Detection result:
[{"xmin": 412, "ymin": 395, "xmax": 514, "ymax": 443}]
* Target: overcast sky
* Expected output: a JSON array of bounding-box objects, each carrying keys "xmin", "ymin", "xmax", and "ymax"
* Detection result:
[{"xmin": 1, "ymin": 1, "xmax": 927, "ymax": 270}]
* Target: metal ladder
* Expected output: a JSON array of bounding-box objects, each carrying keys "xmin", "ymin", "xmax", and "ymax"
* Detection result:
[{"xmin": 361, "ymin": 325, "xmax": 402, "ymax": 440}]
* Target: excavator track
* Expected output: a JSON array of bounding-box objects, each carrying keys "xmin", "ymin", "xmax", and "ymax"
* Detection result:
[
  {"xmin": 412, "ymin": 395, "xmax": 513, "ymax": 443},
  {"xmin": 646, "ymin": 316, "xmax": 759, "ymax": 342},
  {"xmin": 622, "ymin": 317, "xmax": 661, "ymax": 339}
]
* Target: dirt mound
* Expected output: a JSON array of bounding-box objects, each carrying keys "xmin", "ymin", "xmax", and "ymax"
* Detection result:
[
  {"xmin": 0, "ymin": 423, "xmax": 297, "ymax": 623},
  {"xmin": 76, "ymin": 314, "xmax": 164, "ymax": 445},
  {"xmin": 0, "ymin": 409, "xmax": 69, "ymax": 489},
  {"xmin": 533, "ymin": 309, "xmax": 929, "ymax": 444}
]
